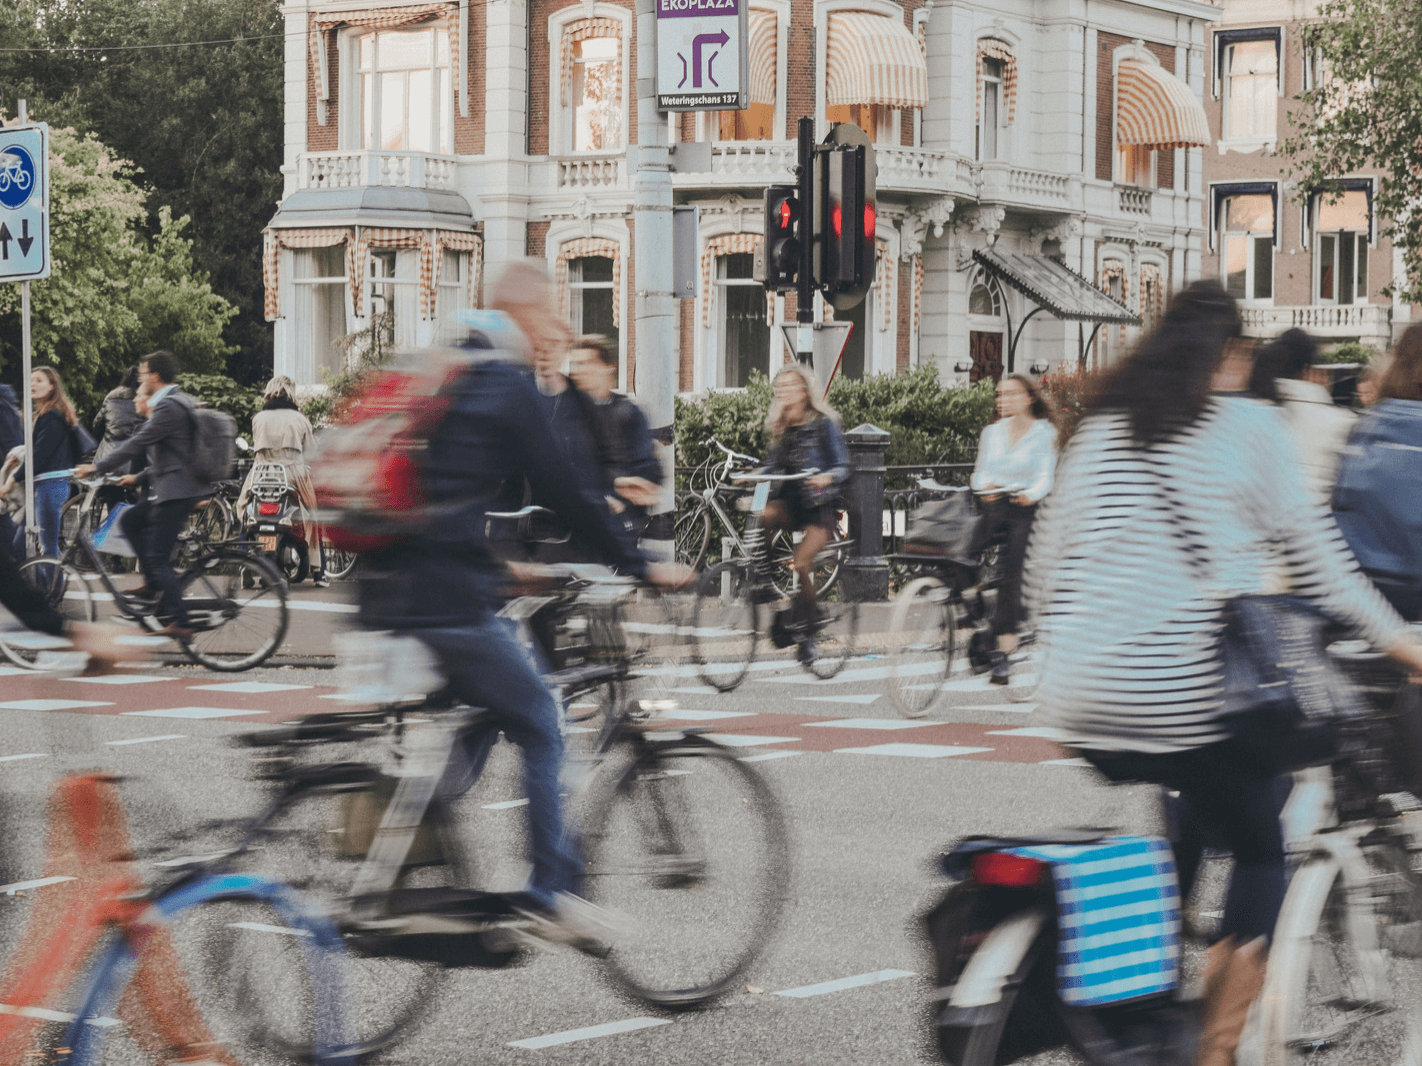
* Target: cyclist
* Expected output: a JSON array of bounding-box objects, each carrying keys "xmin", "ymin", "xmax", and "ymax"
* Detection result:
[
  {"xmin": 1024, "ymin": 281, "xmax": 1422, "ymax": 1066},
  {"xmin": 758, "ymin": 364, "xmax": 849, "ymax": 662},
  {"xmin": 358, "ymin": 260, "xmax": 685, "ymax": 942},
  {"xmin": 568, "ymin": 334, "xmax": 663, "ymax": 522},
  {"xmin": 969, "ymin": 372, "xmax": 1058, "ymax": 685},
  {"xmin": 75, "ymin": 351, "xmax": 212, "ymax": 640}
]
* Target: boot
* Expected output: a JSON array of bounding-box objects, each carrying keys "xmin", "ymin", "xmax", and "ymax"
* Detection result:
[{"xmin": 1195, "ymin": 936, "xmax": 1267, "ymax": 1066}]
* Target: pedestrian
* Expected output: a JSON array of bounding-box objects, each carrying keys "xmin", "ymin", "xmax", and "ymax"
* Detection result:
[
  {"xmin": 1025, "ymin": 280, "xmax": 1422, "ymax": 1066},
  {"xmin": 0, "ymin": 382, "xmax": 22, "ymax": 560},
  {"xmin": 1248, "ymin": 328, "xmax": 1355, "ymax": 499},
  {"xmin": 0, "ymin": 367, "xmax": 85, "ymax": 560},
  {"xmin": 969, "ymin": 373, "xmax": 1058, "ymax": 685},
  {"xmin": 92, "ymin": 366, "xmax": 142, "ymax": 471}
]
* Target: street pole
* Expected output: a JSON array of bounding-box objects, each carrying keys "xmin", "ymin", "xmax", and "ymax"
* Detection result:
[
  {"xmin": 633, "ymin": 0, "xmax": 675, "ymax": 559},
  {"xmin": 795, "ymin": 116, "xmax": 814, "ymax": 366},
  {"xmin": 18, "ymin": 99, "xmax": 35, "ymax": 557}
]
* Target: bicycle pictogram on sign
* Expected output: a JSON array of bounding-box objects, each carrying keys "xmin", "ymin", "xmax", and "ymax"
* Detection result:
[{"xmin": 0, "ymin": 145, "xmax": 36, "ymax": 210}]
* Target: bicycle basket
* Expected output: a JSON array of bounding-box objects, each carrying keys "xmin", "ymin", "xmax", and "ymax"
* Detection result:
[{"xmin": 904, "ymin": 492, "xmax": 981, "ymax": 565}]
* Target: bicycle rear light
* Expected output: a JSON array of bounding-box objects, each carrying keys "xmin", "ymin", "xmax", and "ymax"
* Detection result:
[
  {"xmin": 257, "ymin": 501, "xmax": 281, "ymax": 516},
  {"xmin": 970, "ymin": 853, "xmax": 1047, "ymax": 888}
]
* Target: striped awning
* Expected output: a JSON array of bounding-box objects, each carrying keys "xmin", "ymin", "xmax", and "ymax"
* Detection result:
[
  {"xmin": 825, "ymin": 11, "xmax": 928, "ymax": 109},
  {"xmin": 748, "ymin": 8, "xmax": 777, "ymax": 107},
  {"xmin": 310, "ymin": 4, "xmax": 463, "ymax": 125},
  {"xmin": 1116, "ymin": 55, "xmax": 1209, "ymax": 150}
]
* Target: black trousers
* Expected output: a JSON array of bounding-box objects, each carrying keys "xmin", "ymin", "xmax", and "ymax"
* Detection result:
[
  {"xmin": 0, "ymin": 544, "xmax": 66, "ymax": 635},
  {"xmin": 970, "ymin": 498, "xmax": 1037, "ymax": 637},
  {"xmin": 121, "ymin": 497, "xmax": 197, "ymax": 625}
]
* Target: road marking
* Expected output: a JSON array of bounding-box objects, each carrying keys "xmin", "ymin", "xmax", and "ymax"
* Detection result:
[
  {"xmin": 765, "ymin": 661, "xmax": 943, "ymax": 685},
  {"xmin": 739, "ymin": 751, "xmax": 803, "ymax": 763},
  {"xmin": 189, "ymin": 681, "xmax": 313, "ymax": 694},
  {"xmin": 951, "ymin": 703, "xmax": 1037, "ymax": 714},
  {"xmin": 124, "ymin": 707, "xmax": 263, "ymax": 720},
  {"xmin": 670, "ymin": 686, "xmax": 719, "ymax": 695},
  {"xmin": 152, "ymin": 853, "xmax": 231, "ymax": 868},
  {"xmin": 483, "ymin": 799, "xmax": 530, "ymax": 810},
  {"xmin": 834, "ymin": 743, "xmax": 994, "ymax": 759},
  {"xmin": 0, "ymin": 666, "xmax": 35, "ymax": 676},
  {"xmin": 655, "ymin": 709, "xmax": 756, "ymax": 721},
  {"xmin": 773, "ymin": 969, "xmax": 916, "ymax": 998},
  {"xmin": 0, "ymin": 1002, "xmax": 120, "ymax": 1027},
  {"xmin": 0, "ymin": 699, "xmax": 114, "ymax": 711},
  {"xmin": 0, "ymin": 875, "xmax": 75, "ymax": 895},
  {"xmin": 1041, "ymin": 758, "xmax": 1093, "ymax": 767},
  {"xmin": 229, "ymin": 921, "xmax": 313, "ymax": 937},
  {"xmin": 67, "ymin": 674, "xmax": 176, "ymax": 686},
  {"xmin": 0, "ymin": 753, "xmax": 46, "ymax": 762},
  {"xmin": 802, "ymin": 718, "xmax": 937, "ymax": 731},
  {"xmin": 702, "ymin": 733, "xmax": 800, "ymax": 748},
  {"xmin": 107, "ymin": 734, "xmax": 187, "ymax": 746},
  {"xmin": 508, "ymin": 1017, "xmax": 672, "ymax": 1050},
  {"xmin": 940, "ymin": 677, "xmax": 999, "ymax": 692},
  {"xmin": 985, "ymin": 727, "xmax": 1063, "ymax": 739},
  {"xmin": 794, "ymin": 694, "xmax": 881, "ymax": 705}
]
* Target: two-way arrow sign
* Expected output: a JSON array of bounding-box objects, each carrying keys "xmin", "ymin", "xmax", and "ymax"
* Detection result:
[{"xmin": 0, "ymin": 219, "xmax": 35, "ymax": 260}]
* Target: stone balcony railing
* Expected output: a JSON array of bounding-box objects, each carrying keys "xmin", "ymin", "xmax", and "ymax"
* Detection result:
[
  {"xmin": 974, "ymin": 161, "xmax": 1074, "ymax": 210},
  {"xmin": 557, "ymin": 154, "xmax": 624, "ymax": 188},
  {"xmin": 1241, "ymin": 303, "xmax": 1392, "ymax": 340},
  {"xmin": 667, "ymin": 141, "xmax": 951, "ymax": 195},
  {"xmin": 1117, "ymin": 185, "xmax": 1152, "ymax": 215},
  {"xmin": 298, "ymin": 151, "xmax": 458, "ymax": 191}
]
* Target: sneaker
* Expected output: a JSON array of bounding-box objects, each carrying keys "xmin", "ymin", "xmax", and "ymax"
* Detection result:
[
  {"xmin": 312, "ymin": 572, "xmax": 331, "ymax": 588},
  {"xmin": 512, "ymin": 893, "xmax": 620, "ymax": 957},
  {"xmin": 797, "ymin": 636, "xmax": 818, "ymax": 665},
  {"xmin": 988, "ymin": 650, "xmax": 1010, "ymax": 686}
]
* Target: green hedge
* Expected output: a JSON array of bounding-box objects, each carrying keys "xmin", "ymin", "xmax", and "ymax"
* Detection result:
[
  {"xmin": 177, "ymin": 373, "xmax": 264, "ymax": 438},
  {"xmin": 675, "ymin": 368, "xmax": 994, "ymax": 485}
]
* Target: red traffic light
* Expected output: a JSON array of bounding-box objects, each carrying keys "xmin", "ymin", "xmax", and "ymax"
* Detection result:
[
  {"xmin": 778, "ymin": 198, "xmax": 795, "ymax": 229},
  {"xmin": 831, "ymin": 204, "xmax": 842, "ymax": 238},
  {"xmin": 864, "ymin": 202, "xmax": 875, "ymax": 239}
]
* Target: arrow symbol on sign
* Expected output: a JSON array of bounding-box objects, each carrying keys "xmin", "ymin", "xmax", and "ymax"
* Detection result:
[
  {"xmin": 692, "ymin": 30, "xmax": 729, "ymax": 87},
  {"xmin": 16, "ymin": 219, "xmax": 33, "ymax": 257},
  {"xmin": 0, "ymin": 222, "xmax": 9, "ymax": 261}
]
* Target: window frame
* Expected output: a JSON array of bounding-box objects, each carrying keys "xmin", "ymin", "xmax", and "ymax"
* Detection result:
[
  {"xmin": 1309, "ymin": 182, "xmax": 1373, "ymax": 306},
  {"xmin": 290, "ymin": 246, "xmax": 350, "ymax": 383},
  {"xmin": 1214, "ymin": 28, "xmax": 1282, "ymax": 149},
  {"xmin": 340, "ymin": 24, "xmax": 455, "ymax": 155},
  {"xmin": 548, "ymin": 8, "xmax": 631, "ymax": 158},
  {"xmin": 977, "ymin": 56, "xmax": 1002, "ymax": 161},
  {"xmin": 716, "ymin": 253, "xmax": 771, "ymax": 388},
  {"xmin": 1217, "ymin": 196, "xmax": 1276, "ymax": 305}
]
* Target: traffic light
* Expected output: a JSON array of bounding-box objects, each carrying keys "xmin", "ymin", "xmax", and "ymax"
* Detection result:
[
  {"xmin": 823, "ymin": 145, "xmax": 874, "ymax": 291},
  {"xmin": 761, "ymin": 184, "xmax": 802, "ymax": 291}
]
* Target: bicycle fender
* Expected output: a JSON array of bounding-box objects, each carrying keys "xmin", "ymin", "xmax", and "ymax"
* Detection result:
[{"xmin": 939, "ymin": 906, "xmax": 1049, "ymax": 1019}]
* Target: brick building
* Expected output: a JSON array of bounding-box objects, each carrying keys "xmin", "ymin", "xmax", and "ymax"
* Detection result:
[
  {"xmin": 263, "ymin": 0, "xmax": 1221, "ymax": 393},
  {"xmin": 1200, "ymin": 0, "xmax": 1411, "ymax": 349}
]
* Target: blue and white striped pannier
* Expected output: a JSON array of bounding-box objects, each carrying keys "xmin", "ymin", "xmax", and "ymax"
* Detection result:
[{"xmin": 1002, "ymin": 835, "xmax": 1181, "ymax": 1007}]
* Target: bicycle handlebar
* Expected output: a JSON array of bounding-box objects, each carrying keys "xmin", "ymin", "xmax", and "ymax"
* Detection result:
[
  {"xmin": 732, "ymin": 469, "xmax": 819, "ymax": 483},
  {"xmin": 704, "ymin": 438, "xmax": 760, "ymax": 467}
]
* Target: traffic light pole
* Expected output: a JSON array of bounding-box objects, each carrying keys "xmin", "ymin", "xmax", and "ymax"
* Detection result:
[{"xmin": 794, "ymin": 116, "xmax": 815, "ymax": 365}]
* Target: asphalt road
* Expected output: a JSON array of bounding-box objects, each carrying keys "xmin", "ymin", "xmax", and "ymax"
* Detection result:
[{"xmin": 0, "ymin": 582, "xmax": 1175, "ymax": 1066}]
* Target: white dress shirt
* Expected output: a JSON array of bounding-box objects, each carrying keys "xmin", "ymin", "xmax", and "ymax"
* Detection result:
[{"xmin": 970, "ymin": 418, "xmax": 1057, "ymax": 503}]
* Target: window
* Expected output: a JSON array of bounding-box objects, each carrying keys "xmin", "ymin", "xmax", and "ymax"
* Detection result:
[
  {"xmin": 1223, "ymin": 39, "xmax": 1277, "ymax": 141},
  {"xmin": 1117, "ymin": 145, "xmax": 1156, "ymax": 189},
  {"xmin": 826, "ymin": 103, "xmax": 897, "ymax": 146},
  {"xmin": 1140, "ymin": 263, "xmax": 1165, "ymax": 334},
  {"xmin": 717, "ymin": 103, "xmax": 776, "ymax": 142},
  {"xmin": 1220, "ymin": 193, "xmax": 1274, "ymax": 301},
  {"xmin": 435, "ymin": 250, "xmax": 470, "ymax": 343},
  {"xmin": 368, "ymin": 249, "xmax": 420, "ymax": 348},
  {"xmin": 356, "ymin": 27, "xmax": 452, "ymax": 153},
  {"xmin": 968, "ymin": 278, "xmax": 1002, "ymax": 317},
  {"xmin": 1315, "ymin": 189, "xmax": 1370, "ymax": 305},
  {"xmin": 293, "ymin": 246, "xmax": 348, "ymax": 382},
  {"xmin": 572, "ymin": 37, "xmax": 622, "ymax": 151},
  {"xmin": 717, "ymin": 254, "xmax": 769, "ymax": 387},
  {"xmin": 568, "ymin": 257, "xmax": 619, "ymax": 353},
  {"xmin": 977, "ymin": 57, "xmax": 1002, "ymax": 160}
]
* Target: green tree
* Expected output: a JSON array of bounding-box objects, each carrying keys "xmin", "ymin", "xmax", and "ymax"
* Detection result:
[
  {"xmin": 0, "ymin": 125, "xmax": 235, "ymax": 413},
  {"xmin": 0, "ymin": 0, "xmax": 284, "ymax": 382},
  {"xmin": 1280, "ymin": 0, "xmax": 1422, "ymax": 302}
]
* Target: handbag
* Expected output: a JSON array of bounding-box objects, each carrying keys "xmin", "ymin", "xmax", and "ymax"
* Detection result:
[
  {"xmin": 70, "ymin": 421, "xmax": 97, "ymax": 460},
  {"xmin": 904, "ymin": 489, "xmax": 982, "ymax": 563}
]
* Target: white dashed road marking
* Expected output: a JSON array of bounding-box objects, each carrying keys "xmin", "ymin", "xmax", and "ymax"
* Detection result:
[
  {"xmin": 107, "ymin": 734, "xmax": 187, "ymax": 746},
  {"xmin": 773, "ymin": 969, "xmax": 917, "ymax": 998},
  {"xmin": 702, "ymin": 734, "xmax": 800, "ymax": 748},
  {"xmin": 508, "ymin": 1017, "xmax": 672, "ymax": 1050},
  {"xmin": 0, "ymin": 876, "xmax": 75, "ymax": 895},
  {"xmin": 0, "ymin": 699, "xmax": 114, "ymax": 711},
  {"xmin": 67, "ymin": 675, "xmax": 176, "ymax": 686},
  {"xmin": 0, "ymin": 753, "xmax": 46, "ymax": 762},
  {"xmin": 123, "ymin": 707, "xmax": 263, "ymax": 720},
  {"xmin": 985, "ymin": 727, "xmax": 1063, "ymax": 739},
  {"xmin": 189, "ymin": 682, "xmax": 312, "ymax": 694}
]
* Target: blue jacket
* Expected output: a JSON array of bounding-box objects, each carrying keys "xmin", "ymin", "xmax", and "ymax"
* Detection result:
[
  {"xmin": 0, "ymin": 386, "xmax": 21, "ymax": 456},
  {"xmin": 765, "ymin": 414, "xmax": 851, "ymax": 501},
  {"xmin": 359, "ymin": 341, "xmax": 649, "ymax": 629},
  {"xmin": 14, "ymin": 409, "xmax": 77, "ymax": 481},
  {"xmin": 1333, "ymin": 398, "xmax": 1422, "ymax": 619}
]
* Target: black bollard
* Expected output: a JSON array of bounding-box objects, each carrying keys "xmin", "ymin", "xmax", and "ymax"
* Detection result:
[{"xmin": 840, "ymin": 423, "xmax": 891, "ymax": 602}]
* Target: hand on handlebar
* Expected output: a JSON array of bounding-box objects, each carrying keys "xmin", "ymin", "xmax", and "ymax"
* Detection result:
[
  {"xmin": 117, "ymin": 474, "xmax": 141, "ymax": 488},
  {"xmin": 808, "ymin": 473, "xmax": 834, "ymax": 491},
  {"xmin": 73, "ymin": 463, "xmax": 98, "ymax": 478}
]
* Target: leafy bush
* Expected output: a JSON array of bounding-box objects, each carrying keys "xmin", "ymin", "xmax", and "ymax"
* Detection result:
[
  {"xmin": 177, "ymin": 373, "xmax": 263, "ymax": 437},
  {"xmin": 1038, "ymin": 366, "xmax": 1103, "ymax": 444},
  {"xmin": 1320, "ymin": 341, "xmax": 1379, "ymax": 365},
  {"xmin": 674, "ymin": 367, "xmax": 994, "ymax": 487}
]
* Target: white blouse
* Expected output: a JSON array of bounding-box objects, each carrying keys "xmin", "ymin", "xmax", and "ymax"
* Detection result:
[{"xmin": 970, "ymin": 418, "xmax": 1057, "ymax": 503}]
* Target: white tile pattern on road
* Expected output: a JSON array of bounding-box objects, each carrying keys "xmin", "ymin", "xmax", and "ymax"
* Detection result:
[
  {"xmin": 834, "ymin": 743, "xmax": 994, "ymax": 759},
  {"xmin": 189, "ymin": 682, "xmax": 313, "ymax": 693},
  {"xmin": 0, "ymin": 699, "xmax": 114, "ymax": 711},
  {"xmin": 67, "ymin": 675, "xmax": 177, "ymax": 686},
  {"xmin": 123, "ymin": 707, "xmax": 264, "ymax": 720},
  {"xmin": 794, "ymin": 694, "xmax": 882, "ymax": 705},
  {"xmin": 702, "ymin": 733, "xmax": 801, "ymax": 748}
]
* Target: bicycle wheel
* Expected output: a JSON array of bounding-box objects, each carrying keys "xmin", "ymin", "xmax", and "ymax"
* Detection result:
[
  {"xmin": 888, "ymin": 576, "xmax": 955, "ymax": 717},
  {"xmin": 1260, "ymin": 841, "xmax": 1422, "ymax": 1065},
  {"xmin": 674, "ymin": 504, "xmax": 712, "ymax": 570},
  {"xmin": 0, "ymin": 559, "xmax": 94, "ymax": 668},
  {"xmin": 177, "ymin": 550, "xmax": 289, "ymax": 671},
  {"xmin": 61, "ymin": 873, "xmax": 351, "ymax": 1066},
  {"xmin": 174, "ymin": 496, "xmax": 233, "ymax": 570},
  {"xmin": 1006, "ymin": 633, "xmax": 1041, "ymax": 704},
  {"xmin": 767, "ymin": 528, "xmax": 843, "ymax": 598},
  {"xmin": 323, "ymin": 542, "xmax": 359, "ymax": 580},
  {"xmin": 582, "ymin": 736, "xmax": 790, "ymax": 1008},
  {"xmin": 804, "ymin": 592, "xmax": 858, "ymax": 680},
  {"xmin": 691, "ymin": 560, "xmax": 759, "ymax": 692}
]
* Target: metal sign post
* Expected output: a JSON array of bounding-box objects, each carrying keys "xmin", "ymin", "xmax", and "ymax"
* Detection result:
[{"xmin": 1, "ymin": 101, "xmax": 52, "ymax": 557}]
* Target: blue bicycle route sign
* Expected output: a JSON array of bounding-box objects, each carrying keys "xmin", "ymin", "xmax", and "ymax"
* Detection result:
[
  {"xmin": 0, "ymin": 124, "xmax": 50, "ymax": 282},
  {"xmin": 656, "ymin": 0, "xmax": 747, "ymax": 111}
]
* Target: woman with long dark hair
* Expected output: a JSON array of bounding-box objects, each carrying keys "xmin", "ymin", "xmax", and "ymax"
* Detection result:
[
  {"xmin": 92, "ymin": 366, "xmax": 142, "ymax": 471},
  {"xmin": 0, "ymin": 367, "xmax": 83, "ymax": 558},
  {"xmin": 969, "ymin": 372, "xmax": 1058, "ymax": 684},
  {"xmin": 1025, "ymin": 280, "xmax": 1422, "ymax": 1066}
]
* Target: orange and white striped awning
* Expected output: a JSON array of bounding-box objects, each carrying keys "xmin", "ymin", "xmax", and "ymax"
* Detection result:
[
  {"xmin": 1116, "ymin": 55, "xmax": 1209, "ymax": 150},
  {"xmin": 825, "ymin": 11, "xmax": 928, "ymax": 110},
  {"xmin": 310, "ymin": 4, "xmax": 463, "ymax": 124},
  {"xmin": 748, "ymin": 8, "xmax": 777, "ymax": 107}
]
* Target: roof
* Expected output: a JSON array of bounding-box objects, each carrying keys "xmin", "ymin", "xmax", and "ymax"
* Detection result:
[
  {"xmin": 972, "ymin": 249, "xmax": 1141, "ymax": 326},
  {"xmin": 265, "ymin": 186, "xmax": 477, "ymax": 232}
]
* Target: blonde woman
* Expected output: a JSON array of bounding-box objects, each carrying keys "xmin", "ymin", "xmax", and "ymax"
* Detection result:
[
  {"xmin": 1, "ymin": 367, "xmax": 84, "ymax": 559},
  {"xmin": 236, "ymin": 376, "xmax": 327, "ymax": 585},
  {"xmin": 759, "ymin": 364, "xmax": 850, "ymax": 661}
]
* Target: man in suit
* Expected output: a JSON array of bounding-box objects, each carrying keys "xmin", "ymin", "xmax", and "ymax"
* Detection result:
[{"xmin": 75, "ymin": 351, "xmax": 211, "ymax": 638}]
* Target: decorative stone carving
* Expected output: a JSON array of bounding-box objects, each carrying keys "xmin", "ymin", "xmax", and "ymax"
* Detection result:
[{"xmin": 921, "ymin": 196, "xmax": 956, "ymax": 238}]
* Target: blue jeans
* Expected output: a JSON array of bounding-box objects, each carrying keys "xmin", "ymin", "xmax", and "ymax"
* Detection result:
[
  {"xmin": 412, "ymin": 616, "xmax": 580, "ymax": 910},
  {"xmin": 14, "ymin": 478, "xmax": 67, "ymax": 559}
]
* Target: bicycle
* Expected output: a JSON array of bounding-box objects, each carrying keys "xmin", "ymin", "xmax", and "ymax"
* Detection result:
[
  {"xmin": 677, "ymin": 437, "xmax": 849, "ymax": 597},
  {"xmin": 690, "ymin": 468, "xmax": 860, "ymax": 691},
  {"xmin": 886, "ymin": 480, "xmax": 1038, "ymax": 716},
  {"xmin": 924, "ymin": 653, "xmax": 1422, "ymax": 1066},
  {"xmin": 210, "ymin": 567, "xmax": 788, "ymax": 1060},
  {"xmin": 0, "ymin": 471, "xmax": 290, "ymax": 672}
]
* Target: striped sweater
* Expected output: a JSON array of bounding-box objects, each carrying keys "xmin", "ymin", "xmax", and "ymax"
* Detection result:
[{"xmin": 1024, "ymin": 396, "xmax": 1408, "ymax": 754}]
